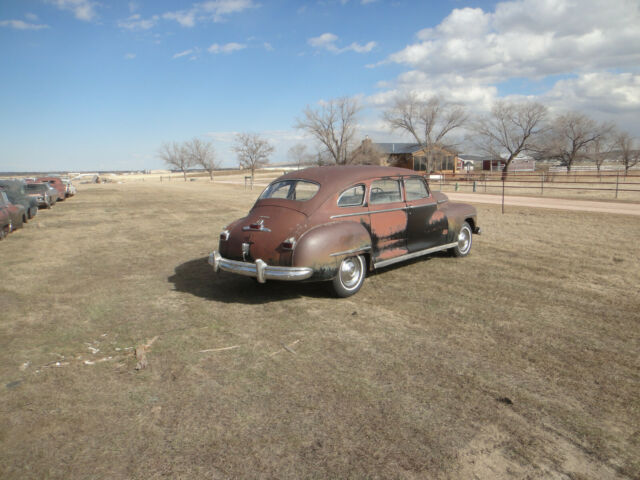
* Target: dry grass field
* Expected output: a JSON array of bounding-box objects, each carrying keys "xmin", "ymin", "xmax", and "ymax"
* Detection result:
[{"xmin": 1, "ymin": 181, "xmax": 639, "ymax": 479}]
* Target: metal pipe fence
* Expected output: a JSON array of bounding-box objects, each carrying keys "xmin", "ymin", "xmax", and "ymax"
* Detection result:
[{"xmin": 434, "ymin": 171, "xmax": 640, "ymax": 199}]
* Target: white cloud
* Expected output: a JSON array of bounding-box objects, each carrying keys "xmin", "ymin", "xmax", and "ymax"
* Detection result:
[
  {"xmin": 370, "ymin": 0, "xmax": 640, "ymax": 135},
  {"xmin": 162, "ymin": 10, "xmax": 196, "ymax": 27},
  {"xmin": 208, "ymin": 42, "xmax": 246, "ymax": 54},
  {"xmin": 386, "ymin": 1, "xmax": 640, "ymax": 80},
  {"xmin": 124, "ymin": 53, "xmax": 136, "ymax": 60},
  {"xmin": 361, "ymin": 0, "xmax": 378, "ymax": 4},
  {"xmin": 25, "ymin": 13, "xmax": 39, "ymax": 21},
  {"xmin": 308, "ymin": 32, "xmax": 376, "ymax": 54},
  {"xmin": 163, "ymin": 0, "xmax": 257, "ymax": 27},
  {"xmin": 543, "ymin": 72, "xmax": 640, "ymax": 113},
  {"xmin": 117, "ymin": 14, "xmax": 158, "ymax": 30},
  {"xmin": 263, "ymin": 42, "xmax": 274, "ymax": 51},
  {"xmin": 128, "ymin": 1, "xmax": 139, "ymax": 13},
  {"xmin": 0, "ymin": 19, "xmax": 49, "ymax": 30},
  {"xmin": 173, "ymin": 49, "xmax": 194, "ymax": 59},
  {"xmin": 47, "ymin": 0, "xmax": 99, "ymax": 22}
]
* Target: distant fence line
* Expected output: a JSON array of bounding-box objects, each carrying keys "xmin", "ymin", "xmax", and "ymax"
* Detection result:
[
  {"xmin": 435, "ymin": 170, "xmax": 640, "ymax": 199},
  {"xmin": 548, "ymin": 165, "xmax": 638, "ymax": 173}
]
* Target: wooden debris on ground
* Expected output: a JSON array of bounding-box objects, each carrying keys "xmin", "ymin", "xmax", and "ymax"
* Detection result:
[
  {"xmin": 135, "ymin": 335, "xmax": 159, "ymax": 370},
  {"xmin": 198, "ymin": 345, "xmax": 240, "ymax": 353}
]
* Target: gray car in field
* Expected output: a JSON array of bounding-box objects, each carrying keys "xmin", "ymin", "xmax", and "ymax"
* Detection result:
[
  {"xmin": 24, "ymin": 183, "xmax": 58, "ymax": 208},
  {"xmin": 0, "ymin": 180, "xmax": 38, "ymax": 219}
]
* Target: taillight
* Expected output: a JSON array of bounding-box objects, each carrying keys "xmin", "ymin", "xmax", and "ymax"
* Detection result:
[
  {"xmin": 282, "ymin": 237, "xmax": 296, "ymax": 250},
  {"xmin": 220, "ymin": 229, "xmax": 230, "ymax": 241}
]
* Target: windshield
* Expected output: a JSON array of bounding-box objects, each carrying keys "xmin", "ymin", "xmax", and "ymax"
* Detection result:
[
  {"xmin": 259, "ymin": 180, "xmax": 319, "ymax": 201},
  {"xmin": 26, "ymin": 184, "xmax": 47, "ymax": 192}
]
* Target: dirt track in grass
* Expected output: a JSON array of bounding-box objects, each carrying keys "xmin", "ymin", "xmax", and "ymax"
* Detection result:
[{"xmin": 0, "ymin": 181, "xmax": 638, "ymax": 479}]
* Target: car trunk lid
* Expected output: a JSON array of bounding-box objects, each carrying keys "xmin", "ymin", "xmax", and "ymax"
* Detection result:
[{"xmin": 224, "ymin": 205, "xmax": 308, "ymax": 266}]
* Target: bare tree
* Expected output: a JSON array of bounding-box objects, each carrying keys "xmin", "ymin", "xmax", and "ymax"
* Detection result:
[
  {"xmin": 287, "ymin": 143, "xmax": 312, "ymax": 170},
  {"xmin": 383, "ymin": 93, "xmax": 467, "ymax": 171},
  {"xmin": 158, "ymin": 141, "xmax": 192, "ymax": 181},
  {"xmin": 587, "ymin": 126, "xmax": 617, "ymax": 176},
  {"xmin": 186, "ymin": 138, "xmax": 220, "ymax": 181},
  {"xmin": 233, "ymin": 133, "xmax": 275, "ymax": 189},
  {"xmin": 473, "ymin": 100, "xmax": 547, "ymax": 179},
  {"xmin": 616, "ymin": 132, "xmax": 640, "ymax": 175},
  {"xmin": 295, "ymin": 97, "xmax": 361, "ymax": 165},
  {"xmin": 543, "ymin": 112, "xmax": 610, "ymax": 173}
]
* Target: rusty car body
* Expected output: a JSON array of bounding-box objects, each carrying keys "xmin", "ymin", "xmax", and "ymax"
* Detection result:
[
  {"xmin": 0, "ymin": 189, "xmax": 26, "ymax": 235},
  {"xmin": 37, "ymin": 177, "xmax": 66, "ymax": 201},
  {"xmin": 0, "ymin": 198, "xmax": 10, "ymax": 239},
  {"xmin": 0, "ymin": 180, "xmax": 38, "ymax": 219},
  {"xmin": 209, "ymin": 165, "xmax": 480, "ymax": 297}
]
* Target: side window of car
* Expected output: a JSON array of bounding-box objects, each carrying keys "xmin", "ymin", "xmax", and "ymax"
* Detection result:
[
  {"xmin": 404, "ymin": 177, "xmax": 429, "ymax": 201},
  {"xmin": 338, "ymin": 184, "xmax": 365, "ymax": 207},
  {"xmin": 370, "ymin": 179, "xmax": 402, "ymax": 205}
]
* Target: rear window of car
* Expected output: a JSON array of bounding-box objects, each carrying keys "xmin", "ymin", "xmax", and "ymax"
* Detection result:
[
  {"xmin": 338, "ymin": 185, "xmax": 365, "ymax": 207},
  {"xmin": 25, "ymin": 184, "xmax": 46, "ymax": 192},
  {"xmin": 260, "ymin": 180, "xmax": 320, "ymax": 201}
]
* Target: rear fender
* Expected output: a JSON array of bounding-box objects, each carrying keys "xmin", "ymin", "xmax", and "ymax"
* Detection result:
[{"xmin": 293, "ymin": 221, "xmax": 372, "ymax": 280}]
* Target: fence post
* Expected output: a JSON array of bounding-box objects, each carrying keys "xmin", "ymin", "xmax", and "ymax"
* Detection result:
[
  {"xmin": 473, "ymin": 181, "xmax": 477, "ymax": 192},
  {"xmin": 502, "ymin": 178, "xmax": 505, "ymax": 214},
  {"xmin": 615, "ymin": 172, "xmax": 619, "ymax": 199},
  {"xmin": 541, "ymin": 173, "xmax": 544, "ymax": 195}
]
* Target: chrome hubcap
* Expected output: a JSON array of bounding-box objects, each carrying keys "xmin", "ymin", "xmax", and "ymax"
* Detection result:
[
  {"xmin": 458, "ymin": 227, "xmax": 471, "ymax": 254},
  {"xmin": 340, "ymin": 257, "xmax": 362, "ymax": 289}
]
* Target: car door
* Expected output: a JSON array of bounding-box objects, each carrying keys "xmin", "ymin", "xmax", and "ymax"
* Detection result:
[
  {"xmin": 404, "ymin": 176, "xmax": 447, "ymax": 252},
  {"xmin": 367, "ymin": 177, "xmax": 409, "ymax": 261}
]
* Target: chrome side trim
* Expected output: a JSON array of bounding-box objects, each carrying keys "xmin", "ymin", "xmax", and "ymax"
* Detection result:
[
  {"xmin": 330, "ymin": 246, "xmax": 372, "ymax": 257},
  {"xmin": 330, "ymin": 211, "xmax": 370, "ymax": 219},
  {"xmin": 208, "ymin": 251, "xmax": 313, "ymax": 283},
  {"xmin": 406, "ymin": 203, "xmax": 436, "ymax": 209},
  {"xmin": 368, "ymin": 206, "xmax": 407, "ymax": 215},
  {"xmin": 373, "ymin": 242, "xmax": 458, "ymax": 269},
  {"xmin": 330, "ymin": 206, "xmax": 407, "ymax": 219},
  {"xmin": 242, "ymin": 225, "xmax": 271, "ymax": 232}
]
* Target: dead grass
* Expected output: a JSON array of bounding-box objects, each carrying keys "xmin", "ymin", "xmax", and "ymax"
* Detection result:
[{"xmin": 0, "ymin": 181, "xmax": 638, "ymax": 479}]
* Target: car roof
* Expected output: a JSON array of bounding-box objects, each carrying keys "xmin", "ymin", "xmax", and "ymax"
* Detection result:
[
  {"xmin": 277, "ymin": 165, "xmax": 420, "ymax": 189},
  {"xmin": 256, "ymin": 165, "xmax": 425, "ymax": 215}
]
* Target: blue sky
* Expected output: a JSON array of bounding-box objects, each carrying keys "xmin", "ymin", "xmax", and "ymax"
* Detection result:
[{"xmin": 1, "ymin": 0, "xmax": 639, "ymax": 172}]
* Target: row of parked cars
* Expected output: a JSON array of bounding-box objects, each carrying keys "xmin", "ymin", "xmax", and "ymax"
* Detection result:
[{"xmin": 0, "ymin": 176, "xmax": 77, "ymax": 240}]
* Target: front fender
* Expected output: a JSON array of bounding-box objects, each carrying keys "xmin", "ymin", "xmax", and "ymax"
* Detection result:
[{"xmin": 293, "ymin": 221, "xmax": 372, "ymax": 280}]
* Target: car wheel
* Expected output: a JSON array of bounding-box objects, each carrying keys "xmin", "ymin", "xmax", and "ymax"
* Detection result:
[
  {"xmin": 0, "ymin": 226, "xmax": 5, "ymax": 240},
  {"xmin": 452, "ymin": 221, "xmax": 472, "ymax": 257},
  {"xmin": 332, "ymin": 255, "xmax": 366, "ymax": 298}
]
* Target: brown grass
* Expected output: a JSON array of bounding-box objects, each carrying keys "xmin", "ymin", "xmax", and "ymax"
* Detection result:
[{"xmin": 0, "ymin": 182, "xmax": 638, "ymax": 479}]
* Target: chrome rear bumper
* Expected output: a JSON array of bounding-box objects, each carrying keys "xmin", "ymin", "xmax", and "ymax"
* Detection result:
[{"xmin": 208, "ymin": 251, "xmax": 313, "ymax": 283}]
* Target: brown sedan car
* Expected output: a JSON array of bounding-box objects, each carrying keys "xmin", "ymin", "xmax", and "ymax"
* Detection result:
[{"xmin": 210, "ymin": 166, "xmax": 480, "ymax": 297}]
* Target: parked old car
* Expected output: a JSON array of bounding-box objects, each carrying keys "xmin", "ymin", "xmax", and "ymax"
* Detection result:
[
  {"xmin": 0, "ymin": 198, "xmax": 11, "ymax": 240},
  {"xmin": 25, "ymin": 182, "xmax": 54, "ymax": 208},
  {"xmin": 209, "ymin": 166, "xmax": 480, "ymax": 297},
  {"xmin": 0, "ymin": 189, "xmax": 26, "ymax": 234},
  {"xmin": 61, "ymin": 178, "xmax": 76, "ymax": 197},
  {"xmin": 37, "ymin": 177, "xmax": 66, "ymax": 201},
  {"xmin": 45, "ymin": 184, "xmax": 60, "ymax": 205},
  {"xmin": 0, "ymin": 180, "xmax": 38, "ymax": 220}
]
